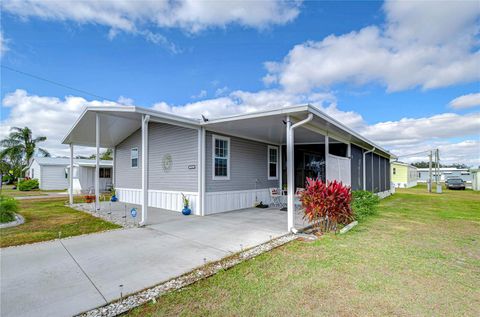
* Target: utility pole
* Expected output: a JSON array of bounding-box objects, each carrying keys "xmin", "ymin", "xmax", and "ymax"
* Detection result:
[
  {"xmin": 436, "ymin": 148, "xmax": 442, "ymax": 194},
  {"xmin": 428, "ymin": 150, "xmax": 432, "ymax": 193}
]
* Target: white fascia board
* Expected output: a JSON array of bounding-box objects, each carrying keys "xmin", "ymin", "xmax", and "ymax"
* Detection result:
[
  {"xmin": 62, "ymin": 105, "xmax": 201, "ymax": 145},
  {"xmin": 202, "ymin": 105, "xmax": 309, "ymax": 125}
]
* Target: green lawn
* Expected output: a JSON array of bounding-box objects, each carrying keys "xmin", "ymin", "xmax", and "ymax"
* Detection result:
[
  {"xmin": 0, "ymin": 184, "xmax": 65, "ymax": 197},
  {"xmin": 127, "ymin": 185, "xmax": 480, "ymax": 316},
  {"xmin": 0, "ymin": 197, "xmax": 121, "ymax": 247}
]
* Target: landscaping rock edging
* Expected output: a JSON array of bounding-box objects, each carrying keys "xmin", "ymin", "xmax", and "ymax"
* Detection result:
[
  {"xmin": 0, "ymin": 214, "xmax": 25, "ymax": 229},
  {"xmin": 77, "ymin": 234, "xmax": 297, "ymax": 317}
]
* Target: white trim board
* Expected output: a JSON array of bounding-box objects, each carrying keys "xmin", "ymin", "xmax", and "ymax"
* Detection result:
[
  {"xmin": 204, "ymin": 188, "xmax": 271, "ymax": 215},
  {"xmin": 116, "ymin": 188, "xmax": 199, "ymax": 215}
]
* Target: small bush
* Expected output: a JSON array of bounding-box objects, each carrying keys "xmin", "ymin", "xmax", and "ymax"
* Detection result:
[
  {"xmin": 351, "ymin": 190, "xmax": 380, "ymax": 221},
  {"xmin": 300, "ymin": 178, "xmax": 353, "ymax": 233},
  {"xmin": 18, "ymin": 178, "xmax": 39, "ymax": 191},
  {"xmin": 0, "ymin": 196, "xmax": 19, "ymax": 223}
]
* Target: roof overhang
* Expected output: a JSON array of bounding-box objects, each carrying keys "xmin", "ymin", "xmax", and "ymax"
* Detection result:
[
  {"xmin": 62, "ymin": 104, "xmax": 394, "ymax": 158},
  {"xmin": 62, "ymin": 106, "xmax": 199, "ymax": 147},
  {"xmin": 203, "ymin": 105, "xmax": 394, "ymax": 158}
]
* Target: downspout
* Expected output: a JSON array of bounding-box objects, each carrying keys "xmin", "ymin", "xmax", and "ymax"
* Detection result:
[
  {"xmin": 287, "ymin": 113, "xmax": 314, "ymax": 233},
  {"xmin": 363, "ymin": 147, "xmax": 375, "ymax": 190}
]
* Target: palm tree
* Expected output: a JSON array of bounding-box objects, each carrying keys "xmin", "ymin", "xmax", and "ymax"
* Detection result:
[{"xmin": 0, "ymin": 127, "xmax": 50, "ymax": 177}]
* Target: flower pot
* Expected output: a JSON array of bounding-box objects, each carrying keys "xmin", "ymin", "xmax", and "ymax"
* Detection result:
[
  {"xmin": 111, "ymin": 195, "xmax": 118, "ymax": 202},
  {"xmin": 182, "ymin": 206, "xmax": 191, "ymax": 216}
]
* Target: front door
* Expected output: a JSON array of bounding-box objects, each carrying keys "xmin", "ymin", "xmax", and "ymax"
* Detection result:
[{"xmin": 304, "ymin": 152, "xmax": 326, "ymax": 183}]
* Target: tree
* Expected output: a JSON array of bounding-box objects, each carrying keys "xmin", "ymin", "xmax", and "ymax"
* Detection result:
[
  {"xmin": 411, "ymin": 161, "xmax": 430, "ymax": 168},
  {"xmin": 0, "ymin": 127, "xmax": 49, "ymax": 178},
  {"xmin": 89, "ymin": 148, "xmax": 113, "ymax": 160}
]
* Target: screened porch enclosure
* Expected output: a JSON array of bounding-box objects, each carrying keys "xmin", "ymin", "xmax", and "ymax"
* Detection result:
[{"xmin": 280, "ymin": 137, "xmax": 350, "ymax": 189}]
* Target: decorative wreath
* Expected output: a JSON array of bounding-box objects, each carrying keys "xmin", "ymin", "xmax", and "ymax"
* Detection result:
[{"xmin": 162, "ymin": 154, "xmax": 173, "ymax": 172}]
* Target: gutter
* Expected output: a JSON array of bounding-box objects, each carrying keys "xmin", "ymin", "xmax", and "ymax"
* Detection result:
[{"xmin": 363, "ymin": 147, "xmax": 375, "ymax": 190}]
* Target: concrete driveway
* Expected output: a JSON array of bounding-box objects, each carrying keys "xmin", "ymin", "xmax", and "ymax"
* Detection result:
[{"xmin": 1, "ymin": 207, "xmax": 305, "ymax": 317}]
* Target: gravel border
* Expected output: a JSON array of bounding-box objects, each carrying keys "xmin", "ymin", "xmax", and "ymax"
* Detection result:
[
  {"xmin": 0, "ymin": 214, "xmax": 25, "ymax": 229},
  {"xmin": 77, "ymin": 234, "xmax": 298, "ymax": 317}
]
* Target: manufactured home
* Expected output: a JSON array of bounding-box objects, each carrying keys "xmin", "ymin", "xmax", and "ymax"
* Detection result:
[
  {"xmin": 417, "ymin": 167, "xmax": 472, "ymax": 183},
  {"xmin": 62, "ymin": 105, "xmax": 395, "ymax": 231},
  {"xmin": 391, "ymin": 161, "xmax": 418, "ymax": 188},
  {"xmin": 27, "ymin": 157, "xmax": 113, "ymax": 192}
]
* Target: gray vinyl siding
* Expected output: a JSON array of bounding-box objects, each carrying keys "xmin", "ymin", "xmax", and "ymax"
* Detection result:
[
  {"xmin": 148, "ymin": 123, "xmax": 198, "ymax": 192},
  {"xmin": 114, "ymin": 123, "xmax": 198, "ymax": 191},
  {"xmin": 205, "ymin": 131, "xmax": 279, "ymax": 192},
  {"xmin": 115, "ymin": 129, "xmax": 142, "ymax": 189}
]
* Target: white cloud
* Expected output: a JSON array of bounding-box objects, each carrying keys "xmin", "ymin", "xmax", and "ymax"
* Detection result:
[
  {"xmin": 264, "ymin": 0, "xmax": 480, "ymax": 93},
  {"xmin": 0, "ymin": 89, "xmax": 119, "ymax": 156},
  {"xmin": 449, "ymin": 93, "xmax": 480, "ymax": 109},
  {"xmin": 360, "ymin": 113, "xmax": 480, "ymax": 146},
  {"xmin": 153, "ymin": 89, "xmax": 337, "ymax": 119},
  {"xmin": 191, "ymin": 89, "xmax": 207, "ymax": 99},
  {"xmin": 390, "ymin": 140, "xmax": 480, "ymax": 167},
  {"xmin": 3, "ymin": 0, "xmax": 300, "ymax": 49}
]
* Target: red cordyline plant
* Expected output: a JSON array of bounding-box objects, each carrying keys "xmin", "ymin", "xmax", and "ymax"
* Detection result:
[{"xmin": 299, "ymin": 178, "xmax": 353, "ymax": 233}]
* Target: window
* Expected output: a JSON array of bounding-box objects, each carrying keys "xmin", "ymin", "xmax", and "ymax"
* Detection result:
[
  {"xmin": 131, "ymin": 148, "xmax": 138, "ymax": 168},
  {"xmin": 393, "ymin": 168, "xmax": 396, "ymax": 175},
  {"xmin": 31, "ymin": 168, "xmax": 34, "ymax": 178},
  {"xmin": 212, "ymin": 135, "xmax": 230, "ymax": 180},
  {"xmin": 268, "ymin": 146, "xmax": 278, "ymax": 180},
  {"xmin": 99, "ymin": 168, "xmax": 112, "ymax": 178}
]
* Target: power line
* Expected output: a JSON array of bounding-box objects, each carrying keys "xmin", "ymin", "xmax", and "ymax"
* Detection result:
[
  {"xmin": 1, "ymin": 65, "xmax": 119, "ymax": 104},
  {"xmin": 395, "ymin": 149, "xmax": 434, "ymax": 158}
]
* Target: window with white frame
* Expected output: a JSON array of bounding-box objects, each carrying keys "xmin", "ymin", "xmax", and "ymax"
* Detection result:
[
  {"xmin": 268, "ymin": 146, "xmax": 279, "ymax": 180},
  {"xmin": 99, "ymin": 167, "xmax": 112, "ymax": 178},
  {"xmin": 213, "ymin": 135, "xmax": 230, "ymax": 180},
  {"xmin": 131, "ymin": 148, "xmax": 138, "ymax": 168}
]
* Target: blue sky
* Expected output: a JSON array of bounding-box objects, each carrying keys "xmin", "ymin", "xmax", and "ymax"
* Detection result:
[{"xmin": 1, "ymin": 0, "xmax": 479, "ymax": 164}]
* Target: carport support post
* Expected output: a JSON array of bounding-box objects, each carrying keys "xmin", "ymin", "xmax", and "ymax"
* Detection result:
[
  {"xmin": 95, "ymin": 113, "xmax": 100, "ymax": 211},
  {"xmin": 286, "ymin": 116, "xmax": 294, "ymax": 232},
  {"xmin": 69, "ymin": 143, "xmax": 74, "ymax": 205},
  {"xmin": 140, "ymin": 114, "xmax": 150, "ymax": 226}
]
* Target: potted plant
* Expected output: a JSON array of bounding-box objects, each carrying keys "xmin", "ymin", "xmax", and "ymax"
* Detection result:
[
  {"xmin": 181, "ymin": 193, "xmax": 191, "ymax": 215},
  {"xmin": 110, "ymin": 187, "xmax": 118, "ymax": 202},
  {"xmin": 84, "ymin": 194, "xmax": 95, "ymax": 203}
]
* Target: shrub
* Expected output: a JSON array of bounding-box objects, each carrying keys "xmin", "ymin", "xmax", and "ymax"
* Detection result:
[
  {"xmin": 300, "ymin": 178, "xmax": 353, "ymax": 233},
  {"xmin": 18, "ymin": 178, "xmax": 39, "ymax": 191},
  {"xmin": 351, "ymin": 190, "xmax": 380, "ymax": 221},
  {"xmin": 0, "ymin": 196, "xmax": 19, "ymax": 223}
]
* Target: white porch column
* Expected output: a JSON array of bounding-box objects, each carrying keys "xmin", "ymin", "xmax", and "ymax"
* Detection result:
[
  {"xmin": 200, "ymin": 127, "xmax": 206, "ymax": 216},
  {"xmin": 286, "ymin": 116, "xmax": 294, "ymax": 232},
  {"xmin": 95, "ymin": 113, "xmax": 100, "ymax": 210},
  {"xmin": 325, "ymin": 135, "xmax": 329, "ymax": 182},
  {"xmin": 112, "ymin": 146, "xmax": 115, "ymax": 186},
  {"xmin": 69, "ymin": 144, "xmax": 74, "ymax": 205},
  {"xmin": 140, "ymin": 114, "xmax": 150, "ymax": 226}
]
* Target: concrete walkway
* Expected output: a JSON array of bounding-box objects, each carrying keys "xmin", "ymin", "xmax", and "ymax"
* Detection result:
[{"xmin": 0, "ymin": 207, "xmax": 306, "ymax": 317}]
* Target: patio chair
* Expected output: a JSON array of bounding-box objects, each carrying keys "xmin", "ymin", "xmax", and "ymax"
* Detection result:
[
  {"xmin": 269, "ymin": 188, "xmax": 282, "ymax": 208},
  {"xmin": 294, "ymin": 187, "xmax": 305, "ymax": 209}
]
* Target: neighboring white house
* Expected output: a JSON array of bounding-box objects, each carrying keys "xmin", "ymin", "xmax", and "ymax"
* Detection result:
[
  {"xmin": 417, "ymin": 167, "xmax": 472, "ymax": 183},
  {"xmin": 27, "ymin": 157, "xmax": 113, "ymax": 192}
]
